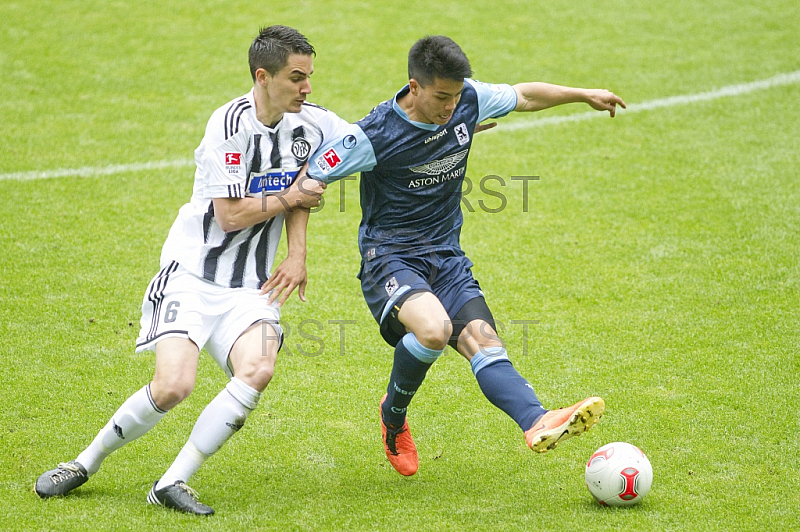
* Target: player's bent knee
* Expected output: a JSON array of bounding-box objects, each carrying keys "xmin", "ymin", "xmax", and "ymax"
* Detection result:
[
  {"xmin": 233, "ymin": 358, "xmax": 275, "ymax": 392},
  {"xmin": 248, "ymin": 364, "xmax": 274, "ymax": 391},
  {"xmin": 413, "ymin": 321, "xmax": 452, "ymax": 351},
  {"xmin": 150, "ymin": 376, "xmax": 195, "ymax": 411}
]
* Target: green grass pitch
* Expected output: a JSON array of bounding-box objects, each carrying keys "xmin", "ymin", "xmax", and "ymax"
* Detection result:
[{"xmin": 1, "ymin": 0, "xmax": 798, "ymax": 530}]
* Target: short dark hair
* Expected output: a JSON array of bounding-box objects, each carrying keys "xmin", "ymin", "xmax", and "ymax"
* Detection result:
[
  {"xmin": 408, "ymin": 35, "xmax": 472, "ymax": 86},
  {"xmin": 249, "ymin": 25, "xmax": 315, "ymax": 80}
]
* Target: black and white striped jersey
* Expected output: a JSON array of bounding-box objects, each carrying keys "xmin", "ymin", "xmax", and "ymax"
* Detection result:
[{"xmin": 159, "ymin": 89, "xmax": 349, "ymax": 289}]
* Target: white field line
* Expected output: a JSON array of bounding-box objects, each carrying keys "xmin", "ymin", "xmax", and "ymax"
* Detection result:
[
  {"xmin": 2, "ymin": 70, "xmax": 799, "ymax": 181},
  {"xmin": 0, "ymin": 158, "xmax": 196, "ymax": 182}
]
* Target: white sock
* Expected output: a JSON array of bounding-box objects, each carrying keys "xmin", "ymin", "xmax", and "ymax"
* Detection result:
[
  {"xmin": 156, "ymin": 378, "xmax": 261, "ymax": 489},
  {"xmin": 76, "ymin": 384, "xmax": 167, "ymax": 475}
]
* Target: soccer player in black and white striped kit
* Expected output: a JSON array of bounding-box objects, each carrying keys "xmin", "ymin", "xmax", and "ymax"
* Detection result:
[{"xmin": 35, "ymin": 26, "xmax": 349, "ymax": 515}]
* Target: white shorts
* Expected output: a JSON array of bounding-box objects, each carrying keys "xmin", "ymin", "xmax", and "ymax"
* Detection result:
[{"xmin": 135, "ymin": 261, "xmax": 283, "ymax": 378}]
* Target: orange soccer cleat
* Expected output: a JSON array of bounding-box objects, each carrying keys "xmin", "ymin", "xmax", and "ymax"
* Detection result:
[
  {"xmin": 379, "ymin": 394, "xmax": 419, "ymax": 476},
  {"xmin": 525, "ymin": 396, "xmax": 605, "ymax": 453}
]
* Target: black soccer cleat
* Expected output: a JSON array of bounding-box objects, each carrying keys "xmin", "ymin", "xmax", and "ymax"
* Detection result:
[
  {"xmin": 147, "ymin": 480, "xmax": 215, "ymax": 516},
  {"xmin": 35, "ymin": 461, "xmax": 89, "ymax": 498}
]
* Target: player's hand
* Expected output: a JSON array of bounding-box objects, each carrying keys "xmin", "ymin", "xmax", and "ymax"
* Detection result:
[
  {"xmin": 474, "ymin": 121, "xmax": 498, "ymax": 134},
  {"xmin": 286, "ymin": 166, "xmax": 326, "ymax": 210},
  {"xmin": 260, "ymin": 254, "xmax": 308, "ymax": 305},
  {"xmin": 584, "ymin": 89, "xmax": 627, "ymax": 117}
]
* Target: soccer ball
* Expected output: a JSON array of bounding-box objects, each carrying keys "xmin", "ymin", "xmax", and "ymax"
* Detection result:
[{"xmin": 585, "ymin": 442, "xmax": 653, "ymax": 507}]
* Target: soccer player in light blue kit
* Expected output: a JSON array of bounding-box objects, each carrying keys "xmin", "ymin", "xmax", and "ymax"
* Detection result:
[{"xmin": 306, "ymin": 35, "xmax": 626, "ymax": 476}]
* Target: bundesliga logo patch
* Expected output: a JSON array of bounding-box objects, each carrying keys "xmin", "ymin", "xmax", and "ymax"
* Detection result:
[
  {"xmin": 225, "ymin": 152, "xmax": 242, "ymax": 175},
  {"xmin": 315, "ymin": 148, "xmax": 341, "ymax": 173}
]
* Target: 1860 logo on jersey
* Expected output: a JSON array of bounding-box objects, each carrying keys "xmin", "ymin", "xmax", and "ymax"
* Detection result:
[
  {"xmin": 454, "ymin": 123, "xmax": 470, "ymax": 146},
  {"xmin": 384, "ymin": 276, "xmax": 398, "ymax": 296}
]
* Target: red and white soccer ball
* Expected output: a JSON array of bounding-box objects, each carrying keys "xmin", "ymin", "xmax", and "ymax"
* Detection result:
[{"xmin": 585, "ymin": 442, "xmax": 653, "ymax": 507}]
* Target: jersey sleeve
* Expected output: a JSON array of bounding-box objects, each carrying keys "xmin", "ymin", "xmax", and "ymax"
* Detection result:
[
  {"xmin": 306, "ymin": 123, "xmax": 377, "ymax": 183},
  {"xmin": 466, "ymin": 78, "xmax": 518, "ymax": 123},
  {"xmin": 197, "ymin": 109, "xmax": 251, "ymax": 199},
  {"xmin": 315, "ymin": 106, "xmax": 352, "ymax": 146}
]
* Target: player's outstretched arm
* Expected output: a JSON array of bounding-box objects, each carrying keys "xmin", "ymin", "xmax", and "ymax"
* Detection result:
[
  {"xmin": 261, "ymin": 206, "xmax": 309, "ymax": 305},
  {"xmin": 513, "ymin": 82, "xmax": 626, "ymax": 116}
]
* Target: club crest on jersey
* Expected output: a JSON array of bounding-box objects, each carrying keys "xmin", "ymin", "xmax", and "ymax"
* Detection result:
[
  {"xmin": 291, "ymin": 138, "xmax": 311, "ymax": 162},
  {"xmin": 454, "ymin": 123, "xmax": 470, "ymax": 146},
  {"xmin": 315, "ymin": 148, "xmax": 342, "ymax": 173},
  {"xmin": 248, "ymin": 170, "xmax": 298, "ymax": 195},
  {"xmin": 385, "ymin": 276, "xmax": 398, "ymax": 296}
]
